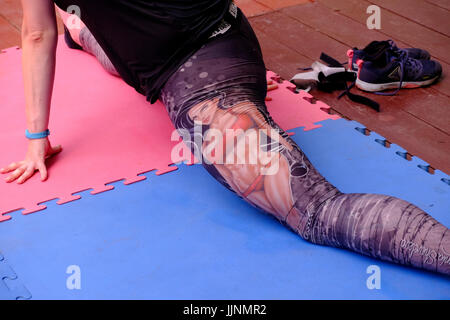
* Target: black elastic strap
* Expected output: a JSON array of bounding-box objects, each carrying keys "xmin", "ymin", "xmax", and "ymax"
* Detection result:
[
  {"xmin": 320, "ymin": 52, "xmax": 344, "ymax": 68},
  {"xmin": 321, "ymin": 52, "xmax": 381, "ymax": 112},
  {"xmin": 339, "ymin": 81, "xmax": 380, "ymax": 112}
]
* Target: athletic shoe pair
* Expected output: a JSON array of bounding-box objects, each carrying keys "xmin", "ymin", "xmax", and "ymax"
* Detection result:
[{"xmin": 347, "ymin": 40, "xmax": 442, "ymax": 94}]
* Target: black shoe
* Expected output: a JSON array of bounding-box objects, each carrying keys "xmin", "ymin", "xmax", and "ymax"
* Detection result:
[{"xmin": 347, "ymin": 40, "xmax": 431, "ymax": 72}]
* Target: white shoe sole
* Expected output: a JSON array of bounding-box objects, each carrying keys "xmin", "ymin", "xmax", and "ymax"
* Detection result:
[{"xmin": 356, "ymin": 76, "xmax": 439, "ymax": 92}]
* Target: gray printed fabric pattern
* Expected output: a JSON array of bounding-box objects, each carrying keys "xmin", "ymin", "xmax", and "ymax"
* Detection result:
[
  {"xmin": 72, "ymin": 15, "xmax": 450, "ymax": 275},
  {"xmin": 79, "ymin": 27, "xmax": 120, "ymax": 77}
]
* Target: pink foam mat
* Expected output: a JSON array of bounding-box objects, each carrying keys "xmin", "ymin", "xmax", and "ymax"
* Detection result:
[{"xmin": 0, "ymin": 36, "xmax": 339, "ymax": 221}]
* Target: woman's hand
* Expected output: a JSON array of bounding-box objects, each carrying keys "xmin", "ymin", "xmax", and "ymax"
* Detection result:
[
  {"xmin": 265, "ymin": 80, "xmax": 278, "ymax": 101},
  {"xmin": 267, "ymin": 80, "xmax": 278, "ymax": 92},
  {"xmin": 0, "ymin": 138, "xmax": 62, "ymax": 184}
]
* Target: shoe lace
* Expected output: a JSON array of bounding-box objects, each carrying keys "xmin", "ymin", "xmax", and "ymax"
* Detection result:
[
  {"xmin": 387, "ymin": 40, "xmax": 402, "ymax": 54},
  {"xmin": 374, "ymin": 49, "xmax": 422, "ymax": 96}
]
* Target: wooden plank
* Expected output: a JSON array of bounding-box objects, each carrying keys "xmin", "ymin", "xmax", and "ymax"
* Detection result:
[
  {"xmin": 318, "ymin": 0, "xmax": 450, "ymax": 97},
  {"xmin": 425, "ymin": 0, "xmax": 450, "ymax": 10},
  {"xmin": 251, "ymin": 11, "xmax": 349, "ymax": 72},
  {"xmin": 255, "ymin": 0, "xmax": 313, "ymax": 10},
  {"xmin": 0, "ymin": 0, "xmax": 22, "ymax": 30},
  {"xmin": 235, "ymin": 0, "xmax": 273, "ymax": 18},
  {"xmin": 0, "ymin": 15, "xmax": 20, "ymax": 50},
  {"xmin": 286, "ymin": 0, "xmax": 450, "ymax": 64},
  {"xmin": 378, "ymin": 91, "xmax": 450, "ymax": 135},
  {"xmin": 369, "ymin": 0, "xmax": 450, "ymax": 36},
  {"xmin": 281, "ymin": 1, "xmax": 411, "ymax": 54},
  {"xmin": 250, "ymin": 21, "xmax": 314, "ymax": 80}
]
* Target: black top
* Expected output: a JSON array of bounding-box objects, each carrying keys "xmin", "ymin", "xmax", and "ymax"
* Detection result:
[{"xmin": 53, "ymin": 0, "xmax": 232, "ymax": 103}]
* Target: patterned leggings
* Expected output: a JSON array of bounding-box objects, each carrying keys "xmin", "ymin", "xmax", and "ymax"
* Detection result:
[{"xmin": 75, "ymin": 10, "xmax": 450, "ymax": 275}]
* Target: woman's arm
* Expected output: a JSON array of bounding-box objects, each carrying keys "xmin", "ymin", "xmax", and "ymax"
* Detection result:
[
  {"xmin": 0, "ymin": 0, "xmax": 62, "ymax": 184},
  {"xmin": 22, "ymin": 0, "xmax": 57, "ymax": 134}
]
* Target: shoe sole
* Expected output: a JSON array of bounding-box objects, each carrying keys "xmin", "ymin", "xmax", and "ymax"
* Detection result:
[{"xmin": 356, "ymin": 76, "xmax": 439, "ymax": 92}]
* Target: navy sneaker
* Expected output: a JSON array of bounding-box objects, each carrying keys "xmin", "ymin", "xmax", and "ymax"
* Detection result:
[
  {"xmin": 355, "ymin": 50, "xmax": 442, "ymax": 93},
  {"xmin": 347, "ymin": 40, "xmax": 430, "ymax": 72}
]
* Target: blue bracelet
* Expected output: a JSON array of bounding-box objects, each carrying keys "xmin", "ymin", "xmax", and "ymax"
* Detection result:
[{"xmin": 25, "ymin": 129, "xmax": 50, "ymax": 140}]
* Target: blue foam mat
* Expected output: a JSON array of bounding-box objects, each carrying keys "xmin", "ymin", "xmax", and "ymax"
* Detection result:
[
  {"xmin": 0, "ymin": 252, "xmax": 31, "ymax": 300},
  {"xmin": 0, "ymin": 118, "xmax": 449, "ymax": 299}
]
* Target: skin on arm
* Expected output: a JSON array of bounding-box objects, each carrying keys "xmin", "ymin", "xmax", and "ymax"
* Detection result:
[{"xmin": 0, "ymin": 0, "xmax": 62, "ymax": 184}]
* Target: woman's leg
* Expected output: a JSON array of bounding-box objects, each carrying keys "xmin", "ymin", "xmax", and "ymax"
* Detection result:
[
  {"xmin": 56, "ymin": 7, "xmax": 119, "ymax": 76},
  {"xmin": 160, "ymin": 11, "xmax": 450, "ymax": 275}
]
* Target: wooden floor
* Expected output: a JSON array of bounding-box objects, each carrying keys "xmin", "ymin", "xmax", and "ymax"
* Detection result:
[{"xmin": 1, "ymin": 0, "xmax": 449, "ymax": 174}]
